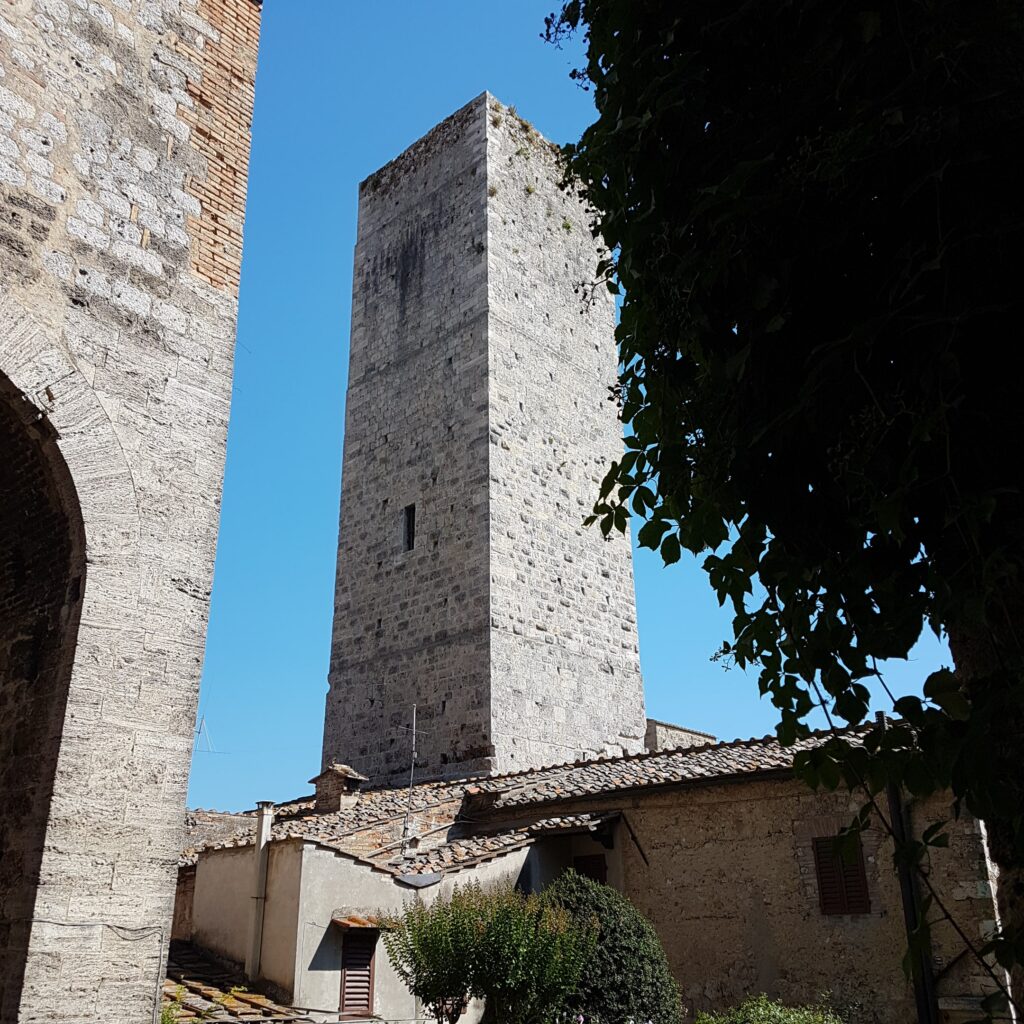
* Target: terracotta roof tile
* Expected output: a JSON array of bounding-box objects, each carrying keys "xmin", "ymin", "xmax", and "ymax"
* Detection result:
[
  {"xmin": 182, "ymin": 732, "xmax": 851, "ymax": 877},
  {"xmin": 471, "ymin": 729, "xmax": 859, "ymax": 810},
  {"xmin": 164, "ymin": 941, "xmax": 310, "ymax": 1020}
]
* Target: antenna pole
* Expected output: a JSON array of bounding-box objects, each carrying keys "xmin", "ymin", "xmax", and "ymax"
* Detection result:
[{"xmin": 400, "ymin": 704, "xmax": 417, "ymax": 853}]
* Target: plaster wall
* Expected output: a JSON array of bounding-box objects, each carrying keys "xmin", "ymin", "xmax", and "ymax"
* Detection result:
[
  {"xmin": 518, "ymin": 832, "xmax": 620, "ymax": 894},
  {"xmin": 294, "ymin": 841, "xmax": 530, "ymax": 1016},
  {"xmin": 294, "ymin": 846, "xmax": 415, "ymax": 1017},
  {"xmin": 191, "ymin": 846, "xmax": 252, "ymax": 967},
  {"xmin": 171, "ymin": 866, "xmax": 195, "ymax": 942},
  {"xmin": 258, "ymin": 842, "xmax": 303, "ymax": 996},
  {"xmin": 0, "ymin": 0, "xmax": 260, "ymax": 1019}
]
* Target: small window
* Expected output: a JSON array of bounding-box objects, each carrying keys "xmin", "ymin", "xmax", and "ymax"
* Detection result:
[
  {"xmin": 402, "ymin": 504, "xmax": 416, "ymax": 551},
  {"xmin": 813, "ymin": 835, "xmax": 870, "ymax": 915},
  {"xmin": 573, "ymin": 854, "xmax": 607, "ymax": 885}
]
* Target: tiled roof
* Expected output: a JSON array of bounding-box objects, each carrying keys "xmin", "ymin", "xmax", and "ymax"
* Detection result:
[
  {"xmin": 164, "ymin": 941, "xmax": 311, "ymax": 1021},
  {"xmin": 380, "ymin": 813, "xmax": 617, "ymax": 877},
  {"xmin": 181, "ymin": 777, "xmax": 471, "ymax": 872},
  {"xmin": 183, "ymin": 732, "xmax": 844, "ymax": 878},
  {"xmin": 469, "ymin": 731, "xmax": 847, "ymax": 810}
]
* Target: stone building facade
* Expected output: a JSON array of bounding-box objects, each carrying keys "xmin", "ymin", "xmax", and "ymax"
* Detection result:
[
  {"xmin": 324, "ymin": 94, "xmax": 646, "ymax": 784},
  {"xmin": 0, "ymin": 1, "xmax": 261, "ymax": 1020},
  {"xmin": 175, "ymin": 733, "xmax": 1005, "ymax": 1023}
]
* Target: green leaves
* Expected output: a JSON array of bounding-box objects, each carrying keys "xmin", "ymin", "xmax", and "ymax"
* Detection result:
[
  {"xmin": 923, "ymin": 669, "xmax": 970, "ymax": 721},
  {"xmin": 381, "ymin": 886, "xmax": 480, "ymax": 1024},
  {"xmin": 694, "ymin": 994, "xmax": 844, "ymax": 1024},
  {"xmin": 554, "ymin": 0, "xmax": 1024, "ymax": 1008},
  {"xmin": 546, "ymin": 870, "xmax": 682, "ymax": 1024},
  {"xmin": 638, "ymin": 517, "xmax": 671, "ymax": 550},
  {"xmin": 661, "ymin": 533, "xmax": 681, "ymax": 565},
  {"xmin": 382, "ymin": 881, "xmax": 595, "ymax": 1024}
]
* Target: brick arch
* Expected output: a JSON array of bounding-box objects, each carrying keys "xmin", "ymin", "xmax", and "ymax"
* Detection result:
[{"xmin": 0, "ymin": 292, "xmax": 141, "ymax": 1019}]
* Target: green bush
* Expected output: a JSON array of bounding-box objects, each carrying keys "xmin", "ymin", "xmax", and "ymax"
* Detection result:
[
  {"xmin": 474, "ymin": 883, "xmax": 596, "ymax": 1024},
  {"xmin": 544, "ymin": 870, "xmax": 682, "ymax": 1024},
  {"xmin": 695, "ymin": 994, "xmax": 844, "ymax": 1024},
  {"xmin": 382, "ymin": 880, "xmax": 595, "ymax": 1024},
  {"xmin": 381, "ymin": 882, "xmax": 482, "ymax": 1024}
]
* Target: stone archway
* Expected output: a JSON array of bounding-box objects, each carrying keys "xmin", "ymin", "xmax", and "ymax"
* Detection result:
[{"xmin": 0, "ymin": 370, "xmax": 85, "ymax": 1019}]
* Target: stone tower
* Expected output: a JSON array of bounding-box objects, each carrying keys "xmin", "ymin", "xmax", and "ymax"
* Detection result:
[
  {"xmin": 0, "ymin": 1, "xmax": 260, "ymax": 1021},
  {"xmin": 323, "ymin": 94, "xmax": 646, "ymax": 785}
]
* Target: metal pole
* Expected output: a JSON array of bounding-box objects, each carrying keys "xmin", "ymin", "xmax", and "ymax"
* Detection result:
[
  {"xmin": 400, "ymin": 704, "xmax": 417, "ymax": 853},
  {"xmin": 245, "ymin": 801, "xmax": 275, "ymax": 981},
  {"xmin": 877, "ymin": 713, "xmax": 940, "ymax": 1024}
]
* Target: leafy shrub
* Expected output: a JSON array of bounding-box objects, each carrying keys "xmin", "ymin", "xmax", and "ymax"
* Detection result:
[
  {"xmin": 695, "ymin": 994, "xmax": 844, "ymax": 1024},
  {"xmin": 383, "ymin": 880, "xmax": 595, "ymax": 1024},
  {"xmin": 381, "ymin": 882, "xmax": 482, "ymax": 1024},
  {"xmin": 544, "ymin": 870, "xmax": 682, "ymax": 1024},
  {"xmin": 475, "ymin": 882, "xmax": 595, "ymax": 1024}
]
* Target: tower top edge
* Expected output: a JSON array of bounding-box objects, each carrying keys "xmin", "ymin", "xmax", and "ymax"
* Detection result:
[{"xmin": 359, "ymin": 92, "xmax": 494, "ymax": 197}]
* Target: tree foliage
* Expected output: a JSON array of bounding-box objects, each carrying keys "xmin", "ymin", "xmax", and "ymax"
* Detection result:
[
  {"xmin": 381, "ymin": 882, "xmax": 481, "ymax": 1024},
  {"xmin": 474, "ymin": 882, "xmax": 596, "ymax": 1024},
  {"xmin": 382, "ymin": 881, "xmax": 595, "ymax": 1024},
  {"xmin": 546, "ymin": 870, "xmax": 681, "ymax": 1024},
  {"xmin": 545, "ymin": 0, "xmax": 1024, "ymax": 1003},
  {"xmin": 694, "ymin": 995, "xmax": 844, "ymax": 1024}
]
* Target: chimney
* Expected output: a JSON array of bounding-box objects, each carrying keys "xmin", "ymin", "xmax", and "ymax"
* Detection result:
[
  {"xmin": 308, "ymin": 763, "xmax": 368, "ymax": 813},
  {"xmin": 244, "ymin": 801, "xmax": 274, "ymax": 980}
]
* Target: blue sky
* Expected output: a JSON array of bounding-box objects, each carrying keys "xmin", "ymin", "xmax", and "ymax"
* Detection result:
[{"xmin": 188, "ymin": 0, "xmax": 948, "ymax": 810}]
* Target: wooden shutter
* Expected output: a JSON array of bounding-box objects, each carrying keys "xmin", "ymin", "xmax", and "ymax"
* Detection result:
[
  {"xmin": 813, "ymin": 836, "xmax": 870, "ymax": 915},
  {"xmin": 573, "ymin": 854, "xmax": 608, "ymax": 885},
  {"xmin": 340, "ymin": 930, "xmax": 376, "ymax": 1016}
]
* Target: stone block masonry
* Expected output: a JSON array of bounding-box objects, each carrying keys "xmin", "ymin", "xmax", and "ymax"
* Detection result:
[
  {"xmin": 0, "ymin": 1, "xmax": 261, "ymax": 1021},
  {"xmin": 323, "ymin": 93, "xmax": 646, "ymax": 785}
]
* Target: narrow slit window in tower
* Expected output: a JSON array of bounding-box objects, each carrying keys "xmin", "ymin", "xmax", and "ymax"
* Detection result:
[{"xmin": 402, "ymin": 503, "xmax": 416, "ymax": 552}]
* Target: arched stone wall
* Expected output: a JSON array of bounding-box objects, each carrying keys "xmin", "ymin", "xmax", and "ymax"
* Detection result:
[
  {"xmin": 0, "ymin": 370, "xmax": 85, "ymax": 1020},
  {"xmin": 0, "ymin": 294, "xmax": 146, "ymax": 1021},
  {"xmin": 0, "ymin": 0, "xmax": 261, "ymax": 1017}
]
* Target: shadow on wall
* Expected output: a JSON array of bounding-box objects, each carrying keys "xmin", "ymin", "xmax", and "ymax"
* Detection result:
[{"xmin": 0, "ymin": 370, "xmax": 85, "ymax": 1019}]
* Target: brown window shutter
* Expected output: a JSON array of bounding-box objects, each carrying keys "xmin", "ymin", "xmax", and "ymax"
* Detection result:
[
  {"xmin": 340, "ymin": 931, "xmax": 376, "ymax": 1015},
  {"xmin": 813, "ymin": 836, "xmax": 871, "ymax": 915}
]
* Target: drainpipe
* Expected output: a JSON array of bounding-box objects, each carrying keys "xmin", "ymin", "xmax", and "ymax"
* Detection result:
[
  {"xmin": 878, "ymin": 714, "xmax": 939, "ymax": 1024},
  {"xmin": 245, "ymin": 800, "xmax": 274, "ymax": 981}
]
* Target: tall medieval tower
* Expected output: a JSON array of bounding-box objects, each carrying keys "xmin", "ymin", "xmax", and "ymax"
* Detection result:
[{"xmin": 323, "ymin": 94, "xmax": 646, "ymax": 784}]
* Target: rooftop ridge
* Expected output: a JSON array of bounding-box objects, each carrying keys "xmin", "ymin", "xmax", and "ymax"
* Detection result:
[
  {"xmin": 474, "ymin": 724, "xmax": 857, "ymax": 789},
  {"xmin": 644, "ymin": 717, "xmax": 717, "ymax": 739},
  {"xmin": 186, "ymin": 807, "xmax": 254, "ymax": 815}
]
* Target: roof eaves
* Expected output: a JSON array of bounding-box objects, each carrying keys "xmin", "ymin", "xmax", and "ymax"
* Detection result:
[{"xmin": 489, "ymin": 762, "xmax": 797, "ymax": 818}]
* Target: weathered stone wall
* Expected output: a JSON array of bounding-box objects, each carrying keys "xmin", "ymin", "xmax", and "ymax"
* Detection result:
[
  {"xmin": 484, "ymin": 98, "xmax": 645, "ymax": 769},
  {"xmin": 0, "ymin": 0, "xmax": 260, "ymax": 1020},
  {"xmin": 184, "ymin": 808, "xmax": 254, "ymax": 848},
  {"xmin": 612, "ymin": 778, "xmax": 1000, "ymax": 1022},
  {"xmin": 324, "ymin": 96, "xmax": 494, "ymax": 782},
  {"xmin": 645, "ymin": 718, "xmax": 716, "ymax": 752},
  {"xmin": 323, "ymin": 93, "xmax": 645, "ymax": 783},
  {"xmin": 0, "ymin": 373, "xmax": 84, "ymax": 1020}
]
